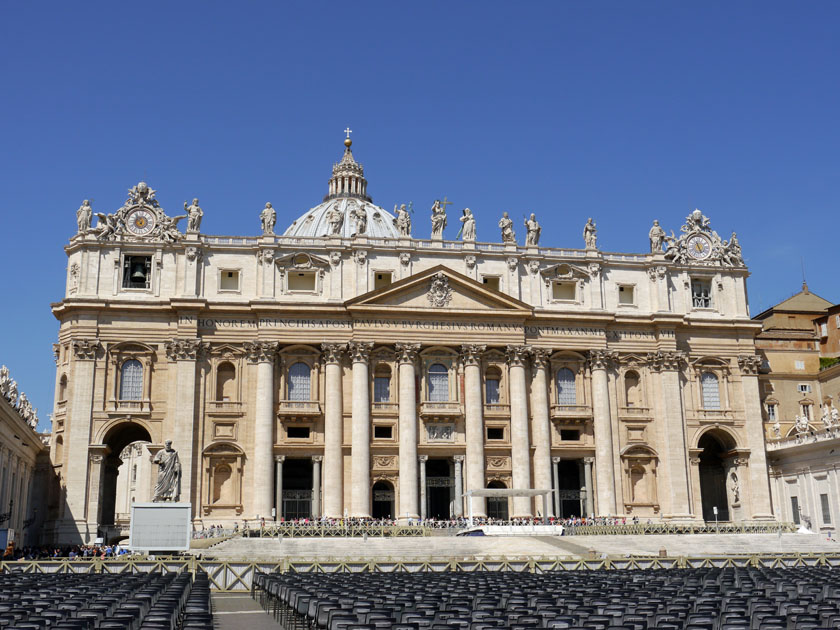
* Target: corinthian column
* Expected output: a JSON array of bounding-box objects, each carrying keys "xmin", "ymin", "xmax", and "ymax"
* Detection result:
[
  {"xmin": 349, "ymin": 341, "xmax": 373, "ymax": 518},
  {"xmin": 395, "ymin": 343, "xmax": 420, "ymax": 522},
  {"xmin": 321, "ymin": 343, "xmax": 346, "ymax": 518},
  {"xmin": 245, "ymin": 340, "xmax": 278, "ymax": 520},
  {"xmin": 460, "ymin": 344, "xmax": 487, "ymax": 518},
  {"xmin": 738, "ymin": 354, "xmax": 774, "ymax": 519},
  {"xmin": 530, "ymin": 348, "xmax": 553, "ymax": 517},
  {"xmin": 590, "ymin": 349, "xmax": 617, "ymax": 516},
  {"xmin": 507, "ymin": 345, "xmax": 532, "ymax": 518}
]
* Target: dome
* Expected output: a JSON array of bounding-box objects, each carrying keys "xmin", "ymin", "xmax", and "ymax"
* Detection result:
[
  {"xmin": 283, "ymin": 135, "xmax": 402, "ymax": 239},
  {"xmin": 284, "ymin": 197, "xmax": 401, "ymax": 239}
]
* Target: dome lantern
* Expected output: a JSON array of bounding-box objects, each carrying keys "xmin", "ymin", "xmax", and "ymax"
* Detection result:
[{"xmin": 324, "ymin": 130, "xmax": 371, "ymax": 203}]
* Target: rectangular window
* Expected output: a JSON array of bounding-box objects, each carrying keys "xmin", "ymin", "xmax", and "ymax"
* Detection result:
[
  {"xmin": 486, "ymin": 427, "xmax": 505, "ymax": 440},
  {"xmin": 220, "ymin": 270, "xmax": 240, "ymax": 291},
  {"xmin": 691, "ymin": 279, "xmax": 712, "ymax": 308},
  {"xmin": 836, "ymin": 315, "xmax": 840, "ymax": 328},
  {"xmin": 820, "ymin": 493, "xmax": 831, "ymax": 524},
  {"xmin": 552, "ymin": 281, "xmax": 576, "ymax": 301},
  {"xmin": 288, "ymin": 272, "xmax": 316, "ymax": 292},
  {"xmin": 287, "ymin": 426, "xmax": 310, "ymax": 439},
  {"xmin": 820, "ymin": 323, "xmax": 828, "ymax": 337},
  {"xmin": 373, "ymin": 376, "xmax": 390, "ymax": 403},
  {"xmin": 795, "ymin": 361, "xmax": 805, "ymax": 371},
  {"xmin": 482, "ymin": 276, "xmax": 500, "ymax": 292},
  {"xmin": 374, "ymin": 425, "xmax": 393, "ymax": 440},
  {"xmin": 485, "ymin": 378, "xmax": 500, "ymax": 404},
  {"xmin": 791, "ymin": 496, "xmax": 800, "ymax": 524},
  {"xmin": 560, "ymin": 429, "xmax": 581, "ymax": 441},
  {"xmin": 618, "ymin": 285, "xmax": 635, "ymax": 305},
  {"xmin": 798, "ymin": 383, "xmax": 812, "ymax": 393},
  {"xmin": 801, "ymin": 404, "xmax": 811, "ymax": 420},
  {"xmin": 122, "ymin": 255, "xmax": 152, "ymax": 289},
  {"xmin": 374, "ymin": 271, "xmax": 392, "ymax": 290},
  {"xmin": 767, "ymin": 404, "xmax": 777, "ymax": 422}
]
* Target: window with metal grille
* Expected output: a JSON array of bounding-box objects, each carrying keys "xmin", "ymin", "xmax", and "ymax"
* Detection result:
[
  {"xmin": 119, "ymin": 360, "xmax": 143, "ymax": 400},
  {"xmin": 373, "ymin": 376, "xmax": 390, "ymax": 402},
  {"xmin": 691, "ymin": 279, "xmax": 712, "ymax": 308},
  {"xmin": 820, "ymin": 493, "xmax": 831, "ymax": 524},
  {"xmin": 701, "ymin": 372, "xmax": 720, "ymax": 409},
  {"xmin": 288, "ymin": 362, "xmax": 311, "ymax": 401},
  {"xmin": 485, "ymin": 378, "xmax": 500, "ymax": 404},
  {"xmin": 428, "ymin": 363, "xmax": 449, "ymax": 402},
  {"xmin": 556, "ymin": 368, "xmax": 576, "ymax": 405}
]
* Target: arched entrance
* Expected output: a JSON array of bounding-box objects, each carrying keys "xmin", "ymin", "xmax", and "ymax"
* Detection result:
[
  {"xmin": 486, "ymin": 480, "xmax": 509, "ymax": 521},
  {"xmin": 698, "ymin": 431, "xmax": 734, "ymax": 522},
  {"xmin": 100, "ymin": 421, "xmax": 152, "ymax": 529},
  {"xmin": 372, "ymin": 480, "xmax": 395, "ymax": 519}
]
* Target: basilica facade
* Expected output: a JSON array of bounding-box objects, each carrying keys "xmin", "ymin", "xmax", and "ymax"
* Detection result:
[{"xmin": 49, "ymin": 137, "xmax": 775, "ymax": 543}]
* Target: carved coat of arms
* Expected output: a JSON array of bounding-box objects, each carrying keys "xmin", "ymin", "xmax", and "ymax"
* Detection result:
[{"xmin": 427, "ymin": 272, "xmax": 453, "ymax": 308}]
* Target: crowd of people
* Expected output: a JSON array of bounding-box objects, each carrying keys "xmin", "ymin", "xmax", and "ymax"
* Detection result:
[{"xmin": 2, "ymin": 542, "xmax": 132, "ymax": 560}]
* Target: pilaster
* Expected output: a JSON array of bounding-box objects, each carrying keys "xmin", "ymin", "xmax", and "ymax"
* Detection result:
[{"xmin": 738, "ymin": 354, "xmax": 775, "ymax": 519}]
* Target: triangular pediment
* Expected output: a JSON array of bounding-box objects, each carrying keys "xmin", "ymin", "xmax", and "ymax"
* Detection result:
[{"xmin": 346, "ymin": 265, "xmax": 533, "ymax": 317}]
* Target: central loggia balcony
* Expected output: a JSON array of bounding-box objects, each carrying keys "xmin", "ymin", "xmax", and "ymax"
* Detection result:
[
  {"xmin": 420, "ymin": 401, "xmax": 463, "ymax": 419},
  {"xmin": 277, "ymin": 400, "xmax": 322, "ymax": 417},
  {"xmin": 550, "ymin": 404, "xmax": 593, "ymax": 422}
]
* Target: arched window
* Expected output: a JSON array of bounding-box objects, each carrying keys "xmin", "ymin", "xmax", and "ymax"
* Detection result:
[
  {"xmin": 428, "ymin": 363, "xmax": 449, "ymax": 402},
  {"xmin": 212, "ymin": 464, "xmax": 233, "ymax": 504},
  {"xmin": 485, "ymin": 366, "xmax": 501, "ymax": 404},
  {"xmin": 288, "ymin": 362, "xmax": 311, "ymax": 401},
  {"xmin": 555, "ymin": 368, "xmax": 576, "ymax": 405},
  {"xmin": 216, "ymin": 362, "xmax": 236, "ymax": 401},
  {"xmin": 701, "ymin": 372, "xmax": 720, "ymax": 409},
  {"xmin": 373, "ymin": 365, "xmax": 391, "ymax": 403},
  {"xmin": 119, "ymin": 359, "xmax": 143, "ymax": 400},
  {"xmin": 624, "ymin": 371, "xmax": 641, "ymax": 407}
]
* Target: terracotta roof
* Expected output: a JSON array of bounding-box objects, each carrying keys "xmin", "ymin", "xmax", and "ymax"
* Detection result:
[{"xmin": 754, "ymin": 284, "xmax": 833, "ymax": 320}]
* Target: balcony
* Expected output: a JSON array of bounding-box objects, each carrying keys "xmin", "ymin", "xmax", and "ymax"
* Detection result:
[
  {"xmin": 484, "ymin": 403, "xmax": 511, "ymax": 417},
  {"xmin": 277, "ymin": 400, "xmax": 321, "ymax": 418},
  {"xmin": 420, "ymin": 401, "xmax": 463, "ymax": 419},
  {"xmin": 54, "ymin": 400, "xmax": 67, "ymax": 415},
  {"xmin": 207, "ymin": 400, "xmax": 245, "ymax": 416},
  {"xmin": 371, "ymin": 402, "xmax": 398, "ymax": 415},
  {"xmin": 109, "ymin": 399, "xmax": 151, "ymax": 415},
  {"xmin": 696, "ymin": 408, "xmax": 735, "ymax": 422},
  {"xmin": 550, "ymin": 404, "xmax": 593, "ymax": 423},
  {"xmin": 618, "ymin": 406, "xmax": 653, "ymax": 420}
]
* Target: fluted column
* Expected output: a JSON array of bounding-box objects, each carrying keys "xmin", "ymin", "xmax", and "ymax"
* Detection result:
[
  {"xmin": 530, "ymin": 348, "xmax": 553, "ymax": 517},
  {"xmin": 312, "ymin": 455, "xmax": 322, "ymax": 518},
  {"xmin": 460, "ymin": 344, "xmax": 487, "ymax": 518},
  {"xmin": 507, "ymin": 345, "xmax": 532, "ymax": 517},
  {"xmin": 453, "ymin": 455, "xmax": 464, "ymax": 518},
  {"xmin": 396, "ymin": 343, "xmax": 420, "ymax": 522},
  {"xmin": 274, "ymin": 456, "xmax": 284, "ymax": 521},
  {"xmin": 649, "ymin": 351, "xmax": 693, "ymax": 519},
  {"xmin": 349, "ymin": 341, "xmax": 373, "ymax": 518},
  {"xmin": 245, "ymin": 341, "xmax": 278, "ymax": 520},
  {"xmin": 419, "ymin": 455, "xmax": 428, "ymax": 520},
  {"xmin": 739, "ymin": 355, "xmax": 775, "ymax": 519},
  {"xmin": 551, "ymin": 456, "xmax": 561, "ymax": 517},
  {"xmin": 590, "ymin": 350, "xmax": 617, "ymax": 515},
  {"xmin": 583, "ymin": 457, "xmax": 594, "ymax": 517},
  {"xmin": 321, "ymin": 343, "xmax": 346, "ymax": 518}
]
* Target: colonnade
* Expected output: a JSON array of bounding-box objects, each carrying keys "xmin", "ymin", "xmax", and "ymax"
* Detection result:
[{"xmin": 0, "ymin": 446, "xmax": 34, "ymax": 532}]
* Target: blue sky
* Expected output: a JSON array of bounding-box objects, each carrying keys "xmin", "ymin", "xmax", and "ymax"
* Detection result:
[{"xmin": 1, "ymin": 2, "xmax": 838, "ymax": 430}]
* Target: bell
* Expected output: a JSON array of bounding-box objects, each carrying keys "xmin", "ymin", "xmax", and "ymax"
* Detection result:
[{"xmin": 131, "ymin": 262, "xmax": 146, "ymax": 282}]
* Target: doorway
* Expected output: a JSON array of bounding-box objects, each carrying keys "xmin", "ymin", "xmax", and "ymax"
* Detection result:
[
  {"xmin": 556, "ymin": 460, "xmax": 583, "ymax": 518},
  {"xmin": 100, "ymin": 422, "xmax": 153, "ymax": 528},
  {"xmin": 425, "ymin": 458, "xmax": 452, "ymax": 519},
  {"xmin": 282, "ymin": 459, "xmax": 313, "ymax": 520},
  {"xmin": 486, "ymin": 480, "xmax": 509, "ymax": 521},
  {"xmin": 698, "ymin": 432, "xmax": 731, "ymax": 521},
  {"xmin": 372, "ymin": 480, "xmax": 395, "ymax": 519}
]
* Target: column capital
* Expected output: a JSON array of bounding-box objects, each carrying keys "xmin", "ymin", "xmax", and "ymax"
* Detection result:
[
  {"xmin": 460, "ymin": 344, "xmax": 486, "ymax": 367},
  {"xmin": 737, "ymin": 354, "xmax": 762, "ymax": 375},
  {"xmin": 312, "ymin": 455, "xmax": 323, "ymax": 463},
  {"xmin": 347, "ymin": 341, "xmax": 374, "ymax": 364},
  {"xmin": 274, "ymin": 455, "xmax": 285, "ymax": 463},
  {"xmin": 320, "ymin": 343, "xmax": 346, "ymax": 364},
  {"xmin": 418, "ymin": 455, "xmax": 429, "ymax": 463},
  {"xmin": 452, "ymin": 454, "xmax": 465, "ymax": 463},
  {"xmin": 530, "ymin": 347, "xmax": 551, "ymax": 369},
  {"xmin": 588, "ymin": 349, "xmax": 618, "ymax": 371},
  {"xmin": 244, "ymin": 341, "xmax": 278, "ymax": 364},
  {"xmin": 646, "ymin": 350, "xmax": 686, "ymax": 372},
  {"xmin": 166, "ymin": 338, "xmax": 206, "ymax": 362},
  {"xmin": 395, "ymin": 342, "xmax": 421, "ymax": 365},
  {"xmin": 551, "ymin": 456, "xmax": 562, "ymax": 464},
  {"xmin": 505, "ymin": 345, "xmax": 531, "ymax": 368},
  {"xmin": 582, "ymin": 456, "xmax": 595, "ymax": 465},
  {"xmin": 72, "ymin": 338, "xmax": 100, "ymax": 361}
]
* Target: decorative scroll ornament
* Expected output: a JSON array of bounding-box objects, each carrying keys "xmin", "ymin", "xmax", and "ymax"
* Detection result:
[
  {"xmin": 94, "ymin": 181, "xmax": 186, "ymax": 243},
  {"xmin": 486, "ymin": 456, "xmax": 510, "ymax": 469},
  {"xmin": 243, "ymin": 341, "xmax": 278, "ymax": 363},
  {"xmin": 400, "ymin": 252, "xmax": 411, "ymax": 267},
  {"xmin": 646, "ymin": 350, "xmax": 686, "ymax": 372},
  {"xmin": 395, "ymin": 342, "xmax": 420, "ymax": 364},
  {"xmin": 72, "ymin": 338, "xmax": 100, "ymax": 361},
  {"xmin": 320, "ymin": 343, "xmax": 346, "ymax": 364},
  {"xmin": 663, "ymin": 209, "xmax": 744, "ymax": 267},
  {"xmin": 373, "ymin": 455, "xmax": 396, "ymax": 469},
  {"xmin": 427, "ymin": 272, "xmax": 453, "ymax": 308},
  {"xmin": 185, "ymin": 247, "xmax": 202, "ymax": 262},
  {"xmin": 353, "ymin": 249, "xmax": 367, "ymax": 266},
  {"xmin": 460, "ymin": 344, "xmax": 487, "ymax": 367},
  {"xmin": 257, "ymin": 249, "xmax": 274, "ymax": 265},
  {"xmin": 737, "ymin": 354, "xmax": 762, "ymax": 375},
  {"xmin": 166, "ymin": 338, "xmax": 205, "ymax": 361},
  {"xmin": 464, "ymin": 255, "xmax": 476, "ymax": 270}
]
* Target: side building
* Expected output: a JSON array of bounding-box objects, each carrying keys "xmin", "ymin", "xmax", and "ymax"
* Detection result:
[{"xmin": 50, "ymin": 137, "xmax": 774, "ymax": 543}]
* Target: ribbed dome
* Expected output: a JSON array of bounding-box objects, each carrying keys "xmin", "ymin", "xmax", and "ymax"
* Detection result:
[{"xmin": 283, "ymin": 135, "xmax": 401, "ymax": 239}]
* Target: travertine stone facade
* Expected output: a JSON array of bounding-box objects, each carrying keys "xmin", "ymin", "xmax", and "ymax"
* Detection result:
[{"xmin": 51, "ymin": 139, "xmax": 775, "ymax": 543}]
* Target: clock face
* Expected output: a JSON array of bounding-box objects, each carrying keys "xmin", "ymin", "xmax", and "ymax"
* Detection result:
[
  {"xmin": 687, "ymin": 234, "xmax": 712, "ymax": 260},
  {"xmin": 126, "ymin": 208, "xmax": 156, "ymax": 236}
]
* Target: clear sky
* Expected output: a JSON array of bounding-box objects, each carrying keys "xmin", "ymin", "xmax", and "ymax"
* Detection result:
[{"xmin": 1, "ymin": 2, "xmax": 838, "ymax": 431}]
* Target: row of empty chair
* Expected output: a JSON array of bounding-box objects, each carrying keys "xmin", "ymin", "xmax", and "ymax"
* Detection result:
[
  {"xmin": 0, "ymin": 570, "xmax": 213, "ymax": 630},
  {"xmin": 253, "ymin": 566, "xmax": 840, "ymax": 630}
]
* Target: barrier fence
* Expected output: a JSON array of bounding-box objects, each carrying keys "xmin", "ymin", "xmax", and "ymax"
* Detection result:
[{"xmin": 1, "ymin": 553, "xmax": 839, "ymax": 591}]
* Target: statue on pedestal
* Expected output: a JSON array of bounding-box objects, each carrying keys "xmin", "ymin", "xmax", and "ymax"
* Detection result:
[
  {"xmin": 349, "ymin": 202, "xmax": 367, "ymax": 236},
  {"xmin": 430, "ymin": 200, "xmax": 447, "ymax": 240},
  {"xmin": 327, "ymin": 203, "xmax": 344, "ymax": 235},
  {"xmin": 393, "ymin": 204, "xmax": 412, "ymax": 237},
  {"xmin": 185, "ymin": 198, "xmax": 203, "ymax": 233},
  {"xmin": 583, "ymin": 218, "xmax": 597, "ymax": 249},
  {"xmin": 459, "ymin": 208, "xmax": 476, "ymax": 241},
  {"xmin": 524, "ymin": 213, "xmax": 541, "ymax": 246},
  {"xmin": 152, "ymin": 440, "xmax": 182, "ymax": 502},
  {"xmin": 260, "ymin": 203, "xmax": 276, "ymax": 236},
  {"xmin": 648, "ymin": 220, "xmax": 665, "ymax": 253},
  {"xmin": 76, "ymin": 200, "xmax": 92, "ymax": 234},
  {"xmin": 498, "ymin": 212, "xmax": 516, "ymax": 244}
]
